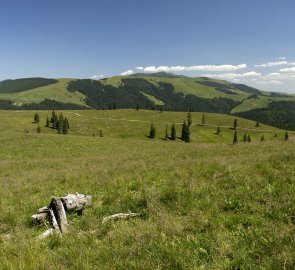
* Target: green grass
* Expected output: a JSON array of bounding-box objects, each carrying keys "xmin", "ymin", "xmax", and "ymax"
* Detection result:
[
  {"xmin": 0, "ymin": 110, "xmax": 295, "ymax": 269},
  {"xmin": 0, "ymin": 79, "xmax": 86, "ymax": 106}
]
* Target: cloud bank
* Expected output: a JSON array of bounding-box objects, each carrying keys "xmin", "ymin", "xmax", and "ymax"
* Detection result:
[{"xmin": 121, "ymin": 70, "xmax": 134, "ymax": 76}]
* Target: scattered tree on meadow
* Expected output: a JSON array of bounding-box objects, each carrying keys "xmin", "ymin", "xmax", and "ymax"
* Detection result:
[
  {"xmin": 34, "ymin": 112, "xmax": 40, "ymax": 123},
  {"xmin": 181, "ymin": 120, "xmax": 190, "ymax": 142},
  {"xmin": 243, "ymin": 133, "xmax": 247, "ymax": 142},
  {"xmin": 247, "ymin": 134, "xmax": 251, "ymax": 143},
  {"xmin": 233, "ymin": 118, "xmax": 238, "ymax": 130},
  {"xmin": 113, "ymin": 103, "xmax": 117, "ymax": 110},
  {"xmin": 170, "ymin": 123, "xmax": 176, "ymax": 140},
  {"xmin": 62, "ymin": 120, "xmax": 68, "ymax": 134},
  {"xmin": 216, "ymin": 125, "xmax": 221, "ymax": 135},
  {"xmin": 99, "ymin": 130, "xmax": 103, "ymax": 137},
  {"xmin": 201, "ymin": 113, "xmax": 205, "ymax": 125},
  {"xmin": 260, "ymin": 135, "xmax": 265, "ymax": 142},
  {"xmin": 46, "ymin": 116, "xmax": 49, "ymax": 127},
  {"xmin": 274, "ymin": 133, "xmax": 277, "ymax": 138},
  {"xmin": 37, "ymin": 125, "xmax": 41, "ymax": 133},
  {"xmin": 233, "ymin": 130, "xmax": 238, "ymax": 144},
  {"xmin": 255, "ymin": 122, "xmax": 260, "ymax": 127},
  {"xmin": 136, "ymin": 104, "xmax": 140, "ymax": 111},
  {"xmin": 57, "ymin": 114, "xmax": 64, "ymax": 134},
  {"xmin": 64, "ymin": 117, "xmax": 69, "ymax": 130},
  {"xmin": 187, "ymin": 111, "xmax": 192, "ymax": 127},
  {"xmin": 165, "ymin": 125, "xmax": 169, "ymax": 140},
  {"xmin": 149, "ymin": 124, "xmax": 156, "ymax": 139},
  {"xmin": 160, "ymin": 106, "xmax": 163, "ymax": 113},
  {"xmin": 285, "ymin": 130, "xmax": 289, "ymax": 141}
]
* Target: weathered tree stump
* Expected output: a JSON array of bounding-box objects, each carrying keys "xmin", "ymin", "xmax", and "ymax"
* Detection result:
[{"xmin": 32, "ymin": 193, "xmax": 92, "ymax": 239}]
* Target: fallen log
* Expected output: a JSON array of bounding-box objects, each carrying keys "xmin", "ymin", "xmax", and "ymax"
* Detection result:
[
  {"xmin": 32, "ymin": 193, "xmax": 92, "ymax": 239},
  {"xmin": 102, "ymin": 211, "xmax": 140, "ymax": 224}
]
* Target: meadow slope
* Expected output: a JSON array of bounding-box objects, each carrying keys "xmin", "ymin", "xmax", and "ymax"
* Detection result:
[{"xmin": 0, "ymin": 110, "xmax": 295, "ymax": 269}]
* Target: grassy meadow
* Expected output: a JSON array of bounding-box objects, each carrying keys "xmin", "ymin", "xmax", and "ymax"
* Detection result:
[{"xmin": 0, "ymin": 109, "xmax": 295, "ymax": 269}]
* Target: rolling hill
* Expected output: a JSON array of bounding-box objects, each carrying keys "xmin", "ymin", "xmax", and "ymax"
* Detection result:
[{"xmin": 0, "ymin": 72, "xmax": 295, "ymax": 129}]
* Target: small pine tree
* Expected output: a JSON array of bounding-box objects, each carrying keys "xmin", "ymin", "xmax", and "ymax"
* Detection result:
[
  {"xmin": 64, "ymin": 117, "xmax": 69, "ymax": 129},
  {"xmin": 233, "ymin": 118, "xmax": 238, "ymax": 130},
  {"xmin": 216, "ymin": 125, "xmax": 221, "ymax": 135},
  {"xmin": 260, "ymin": 135, "xmax": 265, "ymax": 142},
  {"xmin": 233, "ymin": 130, "xmax": 238, "ymax": 144},
  {"xmin": 34, "ymin": 112, "xmax": 40, "ymax": 123},
  {"xmin": 46, "ymin": 116, "xmax": 49, "ymax": 127},
  {"xmin": 160, "ymin": 106, "xmax": 163, "ymax": 113},
  {"xmin": 165, "ymin": 125, "xmax": 169, "ymax": 140},
  {"xmin": 99, "ymin": 130, "xmax": 103, "ymax": 137},
  {"xmin": 285, "ymin": 130, "xmax": 289, "ymax": 141},
  {"xmin": 136, "ymin": 104, "xmax": 140, "ymax": 111},
  {"xmin": 187, "ymin": 111, "xmax": 192, "ymax": 127},
  {"xmin": 50, "ymin": 110, "xmax": 56, "ymax": 123},
  {"xmin": 255, "ymin": 122, "xmax": 260, "ymax": 127},
  {"xmin": 62, "ymin": 120, "xmax": 68, "ymax": 134},
  {"xmin": 201, "ymin": 113, "xmax": 205, "ymax": 125},
  {"xmin": 181, "ymin": 121, "xmax": 190, "ymax": 142},
  {"xmin": 37, "ymin": 125, "xmax": 41, "ymax": 133},
  {"xmin": 274, "ymin": 133, "xmax": 277, "ymax": 138},
  {"xmin": 170, "ymin": 123, "xmax": 176, "ymax": 140},
  {"xmin": 243, "ymin": 133, "xmax": 247, "ymax": 142},
  {"xmin": 247, "ymin": 134, "xmax": 251, "ymax": 143},
  {"xmin": 113, "ymin": 103, "xmax": 117, "ymax": 110},
  {"xmin": 149, "ymin": 124, "xmax": 156, "ymax": 139}
]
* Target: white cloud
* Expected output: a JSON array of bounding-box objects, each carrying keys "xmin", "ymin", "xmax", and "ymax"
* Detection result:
[
  {"xmin": 255, "ymin": 61, "xmax": 288, "ymax": 67},
  {"xmin": 136, "ymin": 67, "xmax": 144, "ymax": 70},
  {"xmin": 257, "ymin": 80, "xmax": 283, "ymax": 85},
  {"xmin": 280, "ymin": 67, "xmax": 295, "ymax": 73},
  {"xmin": 201, "ymin": 71, "xmax": 261, "ymax": 80},
  {"xmin": 91, "ymin": 74, "xmax": 104, "ymax": 80},
  {"xmin": 120, "ymin": 69, "xmax": 134, "ymax": 76},
  {"xmin": 141, "ymin": 64, "xmax": 247, "ymax": 73},
  {"xmin": 278, "ymin": 57, "xmax": 286, "ymax": 60}
]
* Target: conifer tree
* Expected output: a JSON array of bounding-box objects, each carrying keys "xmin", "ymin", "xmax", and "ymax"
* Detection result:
[
  {"xmin": 181, "ymin": 121, "xmax": 190, "ymax": 142},
  {"xmin": 233, "ymin": 118, "xmax": 238, "ymax": 130},
  {"xmin": 187, "ymin": 111, "xmax": 192, "ymax": 127},
  {"xmin": 34, "ymin": 112, "xmax": 40, "ymax": 123},
  {"xmin": 99, "ymin": 130, "xmax": 103, "ymax": 137},
  {"xmin": 50, "ymin": 110, "xmax": 56, "ymax": 123},
  {"xmin": 285, "ymin": 130, "xmax": 289, "ymax": 141},
  {"xmin": 260, "ymin": 135, "xmax": 265, "ymax": 142},
  {"xmin": 247, "ymin": 134, "xmax": 251, "ymax": 143},
  {"xmin": 274, "ymin": 133, "xmax": 277, "ymax": 138},
  {"xmin": 57, "ymin": 114, "xmax": 64, "ymax": 134},
  {"xmin": 201, "ymin": 113, "xmax": 205, "ymax": 125},
  {"xmin": 165, "ymin": 125, "xmax": 169, "ymax": 140},
  {"xmin": 62, "ymin": 120, "xmax": 68, "ymax": 134},
  {"xmin": 216, "ymin": 125, "xmax": 221, "ymax": 135},
  {"xmin": 149, "ymin": 124, "xmax": 156, "ymax": 139},
  {"xmin": 37, "ymin": 125, "xmax": 41, "ymax": 133},
  {"xmin": 243, "ymin": 133, "xmax": 247, "ymax": 142},
  {"xmin": 64, "ymin": 117, "xmax": 69, "ymax": 129},
  {"xmin": 170, "ymin": 123, "xmax": 176, "ymax": 140},
  {"xmin": 255, "ymin": 122, "xmax": 260, "ymax": 127},
  {"xmin": 160, "ymin": 106, "xmax": 163, "ymax": 113},
  {"xmin": 113, "ymin": 103, "xmax": 116, "ymax": 110},
  {"xmin": 136, "ymin": 104, "xmax": 140, "ymax": 111},
  {"xmin": 46, "ymin": 116, "xmax": 49, "ymax": 127},
  {"xmin": 233, "ymin": 130, "xmax": 238, "ymax": 144}
]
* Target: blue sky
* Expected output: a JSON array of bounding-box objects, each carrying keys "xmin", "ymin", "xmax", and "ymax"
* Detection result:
[{"xmin": 1, "ymin": 0, "xmax": 295, "ymax": 92}]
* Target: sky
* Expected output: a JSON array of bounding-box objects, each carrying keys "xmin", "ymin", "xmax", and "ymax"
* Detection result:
[{"xmin": 1, "ymin": 0, "xmax": 295, "ymax": 93}]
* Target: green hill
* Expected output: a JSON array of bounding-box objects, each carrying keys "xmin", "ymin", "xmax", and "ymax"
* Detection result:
[
  {"xmin": 0, "ymin": 73, "xmax": 295, "ymax": 129},
  {"xmin": 0, "ymin": 109, "xmax": 295, "ymax": 269}
]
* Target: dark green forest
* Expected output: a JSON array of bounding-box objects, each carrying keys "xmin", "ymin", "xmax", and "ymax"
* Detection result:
[
  {"xmin": 235, "ymin": 101, "xmax": 295, "ymax": 130},
  {"xmin": 0, "ymin": 78, "xmax": 58, "ymax": 93}
]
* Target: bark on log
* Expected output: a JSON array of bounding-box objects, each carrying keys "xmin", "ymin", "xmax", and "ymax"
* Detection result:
[
  {"xmin": 50, "ymin": 197, "xmax": 68, "ymax": 233},
  {"xmin": 102, "ymin": 212, "xmax": 140, "ymax": 224},
  {"xmin": 32, "ymin": 207, "xmax": 50, "ymax": 224},
  {"xmin": 37, "ymin": 228, "xmax": 55, "ymax": 240},
  {"xmin": 61, "ymin": 193, "xmax": 92, "ymax": 214}
]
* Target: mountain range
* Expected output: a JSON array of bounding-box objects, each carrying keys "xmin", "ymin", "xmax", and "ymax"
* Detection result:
[{"xmin": 0, "ymin": 72, "xmax": 295, "ymax": 129}]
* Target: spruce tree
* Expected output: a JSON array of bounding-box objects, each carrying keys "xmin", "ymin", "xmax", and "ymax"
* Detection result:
[
  {"xmin": 37, "ymin": 125, "xmax": 41, "ymax": 133},
  {"xmin": 34, "ymin": 112, "xmax": 40, "ymax": 123},
  {"xmin": 216, "ymin": 125, "xmax": 221, "ymax": 135},
  {"xmin": 46, "ymin": 116, "xmax": 49, "ymax": 127},
  {"xmin": 247, "ymin": 134, "xmax": 251, "ymax": 143},
  {"xmin": 136, "ymin": 104, "xmax": 140, "ymax": 111},
  {"xmin": 99, "ymin": 130, "xmax": 103, "ymax": 137},
  {"xmin": 233, "ymin": 118, "xmax": 238, "ymax": 130},
  {"xmin": 181, "ymin": 121, "xmax": 190, "ymax": 142},
  {"xmin": 233, "ymin": 130, "xmax": 238, "ymax": 144},
  {"xmin": 285, "ymin": 130, "xmax": 289, "ymax": 141},
  {"xmin": 64, "ymin": 117, "xmax": 69, "ymax": 129},
  {"xmin": 149, "ymin": 124, "xmax": 156, "ymax": 139},
  {"xmin": 113, "ymin": 103, "xmax": 117, "ymax": 110},
  {"xmin": 260, "ymin": 135, "xmax": 265, "ymax": 142},
  {"xmin": 255, "ymin": 122, "xmax": 260, "ymax": 127},
  {"xmin": 62, "ymin": 120, "xmax": 68, "ymax": 134},
  {"xmin": 50, "ymin": 110, "xmax": 56, "ymax": 123},
  {"xmin": 170, "ymin": 123, "xmax": 176, "ymax": 140},
  {"xmin": 201, "ymin": 113, "xmax": 205, "ymax": 125},
  {"xmin": 243, "ymin": 133, "xmax": 247, "ymax": 142},
  {"xmin": 187, "ymin": 111, "xmax": 192, "ymax": 127},
  {"xmin": 274, "ymin": 133, "xmax": 277, "ymax": 138},
  {"xmin": 165, "ymin": 125, "xmax": 169, "ymax": 140},
  {"xmin": 57, "ymin": 114, "xmax": 64, "ymax": 134}
]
